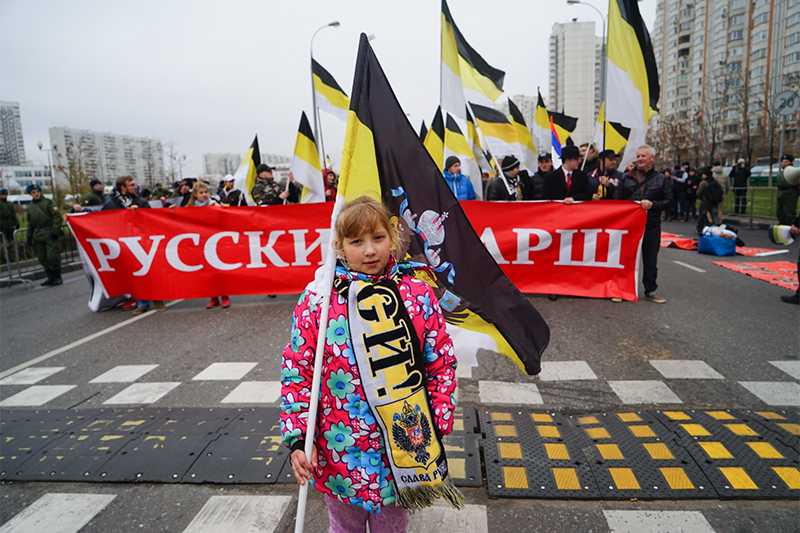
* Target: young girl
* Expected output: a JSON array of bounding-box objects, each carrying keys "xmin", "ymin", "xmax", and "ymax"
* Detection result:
[
  {"xmin": 183, "ymin": 181, "xmax": 230, "ymax": 309},
  {"xmin": 281, "ymin": 196, "xmax": 461, "ymax": 532}
]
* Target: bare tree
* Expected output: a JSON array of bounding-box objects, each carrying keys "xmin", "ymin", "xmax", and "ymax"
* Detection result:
[{"xmin": 54, "ymin": 136, "xmax": 96, "ymax": 201}]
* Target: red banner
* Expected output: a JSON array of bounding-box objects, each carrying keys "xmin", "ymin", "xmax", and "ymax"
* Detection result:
[{"xmin": 67, "ymin": 201, "xmax": 646, "ymax": 301}]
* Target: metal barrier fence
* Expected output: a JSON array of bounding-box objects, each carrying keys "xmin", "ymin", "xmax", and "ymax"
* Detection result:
[
  {"xmin": 723, "ymin": 186, "xmax": 780, "ymax": 227},
  {"xmin": 0, "ymin": 224, "xmax": 79, "ymax": 288}
]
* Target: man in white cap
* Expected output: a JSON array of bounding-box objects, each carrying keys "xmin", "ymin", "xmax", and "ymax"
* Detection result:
[{"xmin": 729, "ymin": 158, "xmax": 750, "ymax": 215}]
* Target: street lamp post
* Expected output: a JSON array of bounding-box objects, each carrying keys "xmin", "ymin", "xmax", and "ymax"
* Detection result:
[
  {"xmin": 310, "ymin": 21, "xmax": 340, "ymax": 161},
  {"xmin": 37, "ymin": 140, "xmax": 58, "ymax": 197},
  {"xmin": 567, "ymin": 0, "xmax": 606, "ymax": 142}
]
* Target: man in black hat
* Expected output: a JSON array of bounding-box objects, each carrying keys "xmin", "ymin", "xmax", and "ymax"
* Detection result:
[
  {"xmin": 164, "ymin": 179, "xmax": 192, "ymax": 207},
  {"xmin": 251, "ymin": 164, "xmax": 292, "ymax": 205},
  {"xmin": 486, "ymin": 156, "xmax": 520, "ymax": 201},
  {"xmin": 72, "ymin": 179, "xmax": 106, "ymax": 212},
  {"xmin": 25, "ymin": 183, "xmax": 63, "ymax": 286},
  {"xmin": 542, "ymin": 145, "xmax": 591, "ymax": 203},
  {"xmin": 777, "ymin": 154, "xmax": 800, "ymax": 225},
  {"xmin": 613, "ymin": 145, "xmax": 672, "ymax": 304},
  {"xmin": 589, "ymin": 149, "xmax": 622, "ymax": 200}
]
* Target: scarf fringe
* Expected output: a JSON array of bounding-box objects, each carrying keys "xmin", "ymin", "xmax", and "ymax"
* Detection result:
[{"xmin": 395, "ymin": 475, "xmax": 465, "ymax": 514}]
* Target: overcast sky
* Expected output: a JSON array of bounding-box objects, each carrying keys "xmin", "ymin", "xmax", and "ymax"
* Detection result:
[{"xmin": 1, "ymin": 0, "xmax": 656, "ymax": 176}]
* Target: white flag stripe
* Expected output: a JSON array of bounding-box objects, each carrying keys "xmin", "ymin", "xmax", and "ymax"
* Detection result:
[
  {"xmin": 290, "ymin": 155, "xmax": 325, "ymax": 203},
  {"xmin": 315, "ymin": 92, "xmax": 349, "ymax": 123}
]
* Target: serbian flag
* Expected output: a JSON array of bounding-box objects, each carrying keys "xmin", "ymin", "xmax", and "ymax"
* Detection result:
[
  {"xmin": 336, "ymin": 33, "xmax": 549, "ymax": 375},
  {"xmin": 550, "ymin": 116, "xmax": 562, "ymax": 167}
]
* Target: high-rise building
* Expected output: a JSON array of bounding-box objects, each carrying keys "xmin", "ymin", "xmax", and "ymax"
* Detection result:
[
  {"xmin": 48, "ymin": 127, "xmax": 164, "ymax": 187},
  {"xmin": 651, "ymin": 0, "xmax": 800, "ymax": 164},
  {"xmin": 549, "ymin": 21, "xmax": 603, "ymax": 145},
  {"xmin": 0, "ymin": 102, "xmax": 27, "ymax": 166},
  {"xmin": 203, "ymin": 153, "xmax": 241, "ymax": 178}
]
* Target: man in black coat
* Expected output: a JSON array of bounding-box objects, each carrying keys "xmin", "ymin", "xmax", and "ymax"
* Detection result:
[
  {"xmin": 613, "ymin": 145, "xmax": 673, "ymax": 304},
  {"xmin": 542, "ymin": 145, "xmax": 592, "ymax": 203},
  {"xmin": 729, "ymin": 158, "xmax": 750, "ymax": 215},
  {"xmin": 486, "ymin": 155, "xmax": 520, "ymax": 201},
  {"xmin": 102, "ymin": 176, "xmax": 151, "ymax": 211}
]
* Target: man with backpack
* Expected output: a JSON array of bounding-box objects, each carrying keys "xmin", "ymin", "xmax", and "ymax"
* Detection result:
[{"xmin": 696, "ymin": 167, "xmax": 723, "ymax": 234}]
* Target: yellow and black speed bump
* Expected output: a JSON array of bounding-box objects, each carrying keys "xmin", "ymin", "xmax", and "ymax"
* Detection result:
[
  {"xmin": 0, "ymin": 409, "xmax": 101, "ymax": 480},
  {"xmin": 480, "ymin": 410, "xmax": 600, "ymax": 499},
  {"xmin": 567, "ymin": 412, "xmax": 716, "ymax": 499},
  {"xmin": 183, "ymin": 408, "xmax": 285, "ymax": 483},
  {"xmin": 745, "ymin": 410, "xmax": 800, "ymax": 454},
  {"xmin": 652, "ymin": 410, "xmax": 800, "ymax": 499}
]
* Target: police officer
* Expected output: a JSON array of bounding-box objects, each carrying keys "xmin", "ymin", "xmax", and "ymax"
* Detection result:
[
  {"xmin": 0, "ymin": 188, "xmax": 19, "ymax": 246},
  {"xmin": 72, "ymin": 179, "xmax": 106, "ymax": 212},
  {"xmin": 776, "ymin": 154, "xmax": 800, "ymax": 225},
  {"xmin": 25, "ymin": 184, "xmax": 62, "ymax": 286},
  {"xmin": 251, "ymin": 164, "xmax": 293, "ymax": 205}
]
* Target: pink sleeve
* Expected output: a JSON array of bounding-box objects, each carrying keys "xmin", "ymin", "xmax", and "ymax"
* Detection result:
[{"xmin": 279, "ymin": 290, "xmax": 320, "ymax": 449}]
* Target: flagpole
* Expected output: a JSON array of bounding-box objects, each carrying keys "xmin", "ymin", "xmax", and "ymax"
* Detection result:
[
  {"xmin": 317, "ymin": 106, "xmax": 328, "ymax": 173},
  {"xmin": 467, "ymin": 102, "xmax": 514, "ymax": 197},
  {"xmin": 311, "ymin": 22, "xmax": 341, "ymax": 163}
]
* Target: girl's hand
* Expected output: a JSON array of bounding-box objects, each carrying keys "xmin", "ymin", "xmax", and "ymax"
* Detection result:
[
  {"xmin": 168, "ymin": 204, "xmax": 176, "ymax": 210},
  {"xmin": 290, "ymin": 447, "xmax": 318, "ymax": 486}
]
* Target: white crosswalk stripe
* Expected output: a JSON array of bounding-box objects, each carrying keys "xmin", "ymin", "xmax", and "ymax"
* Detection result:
[
  {"xmin": 182, "ymin": 495, "xmax": 291, "ymax": 533},
  {"xmin": 0, "ymin": 493, "xmax": 116, "ymax": 533},
  {"xmin": 604, "ymin": 510, "xmax": 716, "ymax": 532}
]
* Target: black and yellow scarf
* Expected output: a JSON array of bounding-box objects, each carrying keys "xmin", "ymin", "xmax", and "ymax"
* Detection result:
[{"xmin": 337, "ymin": 260, "xmax": 463, "ymax": 513}]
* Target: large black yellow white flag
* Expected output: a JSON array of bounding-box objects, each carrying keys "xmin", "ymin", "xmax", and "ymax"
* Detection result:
[
  {"xmin": 232, "ymin": 135, "xmax": 260, "ymax": 206},
  {"xmin": 289, "ymin": 111, "xmax": 325, "ymax": 203},
  {"xmin": 339, "ymin": 33, "xmax": 548, "ymax": 374},
  {"xmin": 444, "ymin": 114, "xmax": 483, "ymax": 199},
  {"xmin": 605, "ymin": 0, "xmax": 659, "ymax": 166},
  {"xmin": 532, "ymin": 91, "xmax": 551, "ymax": 155},
  {"xmin": 466, "ymin": 106, "xmax": 494, "ymax": 176},
  {"xmin": 469, "ymin": 103, "xmax": 522, "ymax": 170},
  {"xmin": 508, "ymin": 98, "xmax": 538, "ymax": 171},
  {"xmin": 312, "ymin": 59, "xmax": 350, "ymax": 123},
  {"xmin": 423, "ymin": 107, "xmax": 446, "ymax": 172},
  {"xmin": 440, "ymin": 0, "xmax": 505, "ymax": 119}
]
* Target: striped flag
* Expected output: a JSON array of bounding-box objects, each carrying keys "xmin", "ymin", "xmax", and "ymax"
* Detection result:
[
  {"xmin": 508, "ymin": 98, "xmax": 538, "ymax": 172},
  {"xmin": 469, "ymin": 102, "xmax": 522, "ymax": 169},
  {"xmin": 419, "ymin": 120, "xmax": 428, "ymax": 143},
  {"xmin": 338, "ymin": 33, "xmax": 549, "ymax": 374},
  {"xmin": 312, "ymin": 59, "xmax": 350, "ymax": 122},
  {"xmin": 592, "ymin": 103, "xmax": 631, "ymax": 156},
  {"xmin": 440, "ymin": 0, "xmax": 505, "ymax": 119},
  {"xmin": 605, "ymin": 0, "xmax": 659, "ymax": 168},
  {"xmin": 549, "ymin": 111, "xmax": 578, "ymax": 147},
  {"xmin": 232, "ymin": 135, "xmax": 260, "ymax": 206},
  {"xmin": 444, "ymin": 114, "xmax": 483, "ymax": 199},
  {"xmin": 466, "ymin": 106, "xmax": 494, "ymax": 176},
  {"xmin": 290, "ymin": 111, "xmax": 325, "ymax": 203},
  {"xmin": 423, "ymin": 107, "xmax": 446, "ymax": 172},
  {"xmin": 550, "ymin": 116, "xmax": 563, "ymax": 167},
  {"xmin": 532, "ymin": 91, "xmax": 551, "ymax": 155}
]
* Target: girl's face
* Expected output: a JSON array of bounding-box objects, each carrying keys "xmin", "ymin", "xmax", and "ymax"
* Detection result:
[
  {"xmin": 341, "ymin": 225, "xmax": 391, "ymax": 276},
  {"xmin": 196, "ymin": 188, "xmax": 210, "ymax": 202},
  {"xmin": 326, "ymin": 172, "xmax": 336, "ymax": 184}
]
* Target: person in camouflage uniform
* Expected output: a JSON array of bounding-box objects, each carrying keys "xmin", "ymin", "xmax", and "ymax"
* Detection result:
[
  {"xmin": 25, "ymin": 184, "xmax": 62, "ymax": 286},
  {"xmin": 0, "ymin": 188, "xmax": 19, "ymax": 246},
  {"xmin": 152, "ymin": 183, "xmax": 170, "ymax": 199},
  {"xmin": 72, "ymin": 179, "xmax": 106, "ymax": 212},
  {"xmin": 251, "ymin": 164, "xmax": 292, "ymax": 205},
  {"xmin": 776, "ymin": 154, "xmax": 800, "ymax": 225}
]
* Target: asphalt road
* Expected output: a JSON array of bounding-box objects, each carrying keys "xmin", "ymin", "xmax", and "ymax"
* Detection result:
[{"xmin": 1, "ymin": 218, "xmax": 798, "ymax": 532}]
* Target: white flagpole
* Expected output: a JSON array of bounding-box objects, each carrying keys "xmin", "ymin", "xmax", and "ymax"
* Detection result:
[
  {"xmin": 467, "ymin": 102, "xmax": 514, "ymax": 197},
  {"xmin": 294, "ymin": 197, "xmax": 342, "ymax": 533},
  {"xmin": 581, "ymin": 117, "xmax": 602, "ymax": 172}
]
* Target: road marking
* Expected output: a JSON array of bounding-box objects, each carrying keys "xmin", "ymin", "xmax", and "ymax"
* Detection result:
[
  {"xmin": 769, "ymin": 361, "xmax": 800, "ymax": 380},
  {"xmin": 0, "ymin": 493, "xmax": 116, "ymax": 533},
  {"xmin": 0, "ymin": 366, "xmax": 65, "ymax": 385},
  {"xmin": 673, "ymin": 260, "xmax": 706, "ymax": 273},
  {"xmin": 408, "ymin": 502, "xmax": 488, "ymax": 533},
  {"xmin": 650, "ymin": 360, "xmax": 725, "ymax": 379},
  {"xmin": 0, "ymin": 300, "xmax": 184, "ymax": 381},
  {"xmin": 739, "ymin": 381, "xmax": 800, "ymax": 407},
  {"xmin": 608, "ymin": 380, "xmax": 683, "ymax": 404},
  {"xmin": 192, "ymin": 362, "xmax": 258, "ymax": 381},
  {"xmin": 0, "ymin": 385, "xmax": 76, "ymax": 407},
  {"xmin": 479, "ymin": 381, "xmax": 543, "ymax": 405},
  {"xmin": 89, "ymin": 364, "xmax": 159, "ymax": 383},
  {"xmin": 538, "ymin": 361, "xmax": 598, "ymax": 381},
  {"xmin": 221, "ymin": 381, "xmax": 282, "ymax": 404},
  {"xmin": 183, "ymin": 495, "xmax": 291, "ymax": 533},
  {"xmin": 604, "ymin": 510, "xmax": 716, "ymax": 532},
  {"xmin": 103, "ymin": 382, "xmax": 181, "ymax": 405}
]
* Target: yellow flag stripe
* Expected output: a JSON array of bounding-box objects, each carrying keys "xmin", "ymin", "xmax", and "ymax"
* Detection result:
[
  {"xmin": 459, "ymin": 56, "xmax": 503, "ymax": 101},
  {"xmin": 338, "ymin": 110, "xmax": 381, "ymax": 203},
  {"xmin": 314, "ymin": 73, "xmax": 350, "ymax": 112},
  {"xmin": 475, "ymin": 119, "xmax": 518, "ymax": 145},
  {"xmin": 608, "ymin": 0, "xmax": 656, "ymax": 122},
  {"xmin": 295, "ymin": 131, "xmax": 321, "ymax": 171}
]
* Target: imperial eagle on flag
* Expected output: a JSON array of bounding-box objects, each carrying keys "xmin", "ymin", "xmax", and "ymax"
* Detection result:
[
  {"xmin": 440, "ymin": 0, "xmax": 505, "ymax": 119},
  {"xmin": 289, "ymin": 111, "xmax": 325, "ymax": 203},
  {"xmin": 341, "ymin": 33, "xmax": 548, "ymax": 376},
  {"xmin": 312, "ymin": 58, "xmax": 350, "ymax": 122}
]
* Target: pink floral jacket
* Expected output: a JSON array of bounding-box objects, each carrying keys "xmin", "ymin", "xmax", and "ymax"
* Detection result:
[{"xmin": 280, "ymin": 259, "xmax": 457, "ymax": 514}]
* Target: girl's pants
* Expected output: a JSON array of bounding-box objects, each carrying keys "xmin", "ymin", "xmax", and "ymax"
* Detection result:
[{"xmin": 325, "ymin": 494, "xmax": 409, "ymax": 533}]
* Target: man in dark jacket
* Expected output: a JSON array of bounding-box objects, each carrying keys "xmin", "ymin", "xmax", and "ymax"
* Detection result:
[
  {"xmin": 542, "ymin": 145, "xmax": 592, "ymax": 203},
  {"xmin": 486, "ymin": 156, "xmax": 520, "ymax": 201},
  {"xmin": 729, "ymin": 159, "xmax": 750, "ymax": 215},
  {"xmin": 589, "ymin": 149, "xmax": 622, "ymax": 200},
  {"xmin": 0, "ymin": 188, "xmax": 18, "ymax": 245},
  {"xmin": 72, "ymin": 179, "xmax": 106, "ymax": 212},
  {"xmin": 25, "ymin": 184, "xmax": 63, "ymax": 286},
  {"xmin": 522, "ymin": 153, "xmax": 551, "ymax": 201},
  {"xmin": 613, "ymin": 145, "xmax": 673, "ymax": 303}
]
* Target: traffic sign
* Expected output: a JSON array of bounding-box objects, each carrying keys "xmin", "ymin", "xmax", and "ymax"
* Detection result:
[{"xmin": 773, "ymin": 90, "xmax": 800, "ymax": 116}]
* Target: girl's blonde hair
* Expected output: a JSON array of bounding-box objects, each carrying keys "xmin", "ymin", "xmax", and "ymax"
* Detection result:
[
  {"xmin": 186, "ymin": 180, "xmax": 210, "ymax": 207},
  {"xmin": 333, "ymin": 196, "xmax": 399, "ymax": 257}
]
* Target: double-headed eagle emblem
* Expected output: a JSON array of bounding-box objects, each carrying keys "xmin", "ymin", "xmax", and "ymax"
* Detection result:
[{"xmin": 392, "ymin": 401, "xmax": 433, "ymax": 465}]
